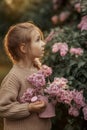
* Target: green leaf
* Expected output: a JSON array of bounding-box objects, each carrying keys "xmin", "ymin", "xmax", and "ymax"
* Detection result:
[
  {"xmin": 64, "ymin": 124, "xmax": 74, "ymax": 130},
  {"xmin": 78, "ymin": 62, "xmax": 85, "ymax": 69}
]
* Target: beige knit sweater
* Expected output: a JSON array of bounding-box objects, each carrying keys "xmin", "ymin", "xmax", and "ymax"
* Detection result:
[{"xmin": 0, "ymin": 64, "xmax": 51, "ymax": 130}]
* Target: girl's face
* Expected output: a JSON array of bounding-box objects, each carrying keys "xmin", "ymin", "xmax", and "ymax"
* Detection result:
[{"xmin": 27, "ymin": 29, "xmax": 45, "ymax": 59}]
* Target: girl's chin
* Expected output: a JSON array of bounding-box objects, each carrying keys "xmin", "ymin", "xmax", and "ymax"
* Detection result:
[
  {"xmin": 34, "ymin": 55, "xmax": 43, "ymax": 59},
  {"xmin": 34, "ymin": 53, "xmax": 44, "ymax": 58},
  {"xmin": 41, "ymin": 51, "xmax": 44, "ymax": 54},
  {"xmin": 41, "ymin": 53, "xmax": 44, "ymax": 57},
  {"xmin": 38, "ymin": 53, "xmax": 44, "ymax": 57}
]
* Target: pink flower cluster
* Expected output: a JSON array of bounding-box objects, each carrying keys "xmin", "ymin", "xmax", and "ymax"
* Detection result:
[
  {"xmin": 20, "ymin": 65, "xmax": 52, "ymax": 103},
  {"xmin": 74, "ymin": 3, "xmax": 81, "ymax": 13},
  {"xmin": 52, "ymin": 42, "xmax": 68, "ymax": 56},
  {"xmin": 27, "ymin": 65, "xmax": 52, "ymax": 90},
  {"xmin": 82, "ymin": 105, "xmax": 87, "ymax": 120},
  {"xmin": 20, "ymin": 88, "xmax": 37, "ymax": 103},
  {"xmin": 72, "ymin": 90, "xmax": 85, "ymax": 109},
  {"xmin": 70, "ymin": 47, "xmax": 83, "ymax": 56},
  {"xmin": 68, "ymin": 106, "xmax": 79, "ymax": 117},
  {"xmin": 44, "ymin": 77, "xmax": 72, "ymax": 105},
  {"xmin": 54, "ymin": 77, "xmax": 68, "ymax": 88},
  {"xmin": 78, "ymin": 15, "xmax": 87, "ymax": 31},
  {"xmin": 45, "ymin": 30, "xmax": 55, "ymax": 43},
  {"xmin": 27, "ymin": 72, "xmax": 46, "ymax": 89},
  {"xmin": 52, "ymin": 42, "xmax": 84, "ymax": 57},
  {"xmin": 41, "ymin": 65, "xmax": 52, "ymax": 77},
  {"xmin": 44, "ymin": 78, "xmax": 86, "ymax": 118},
  {"xmin": 68, "ymin": 90, "xmax": 85, "ymax": 117}
]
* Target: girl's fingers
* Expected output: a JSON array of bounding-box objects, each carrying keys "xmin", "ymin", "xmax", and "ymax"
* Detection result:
[
  {"xmin": 35, "ymin": 101, "xmax": 46, "ymax": 108},
  {"xmin": 33, "ymin": 101, "xmax": 43, "ymax": 105},
  {"xmin": 29, "ymin": 101, "xmax": 46, "ymax": 112},
  {"xmin": 33, "ymin": 100, "xmax": 46, "ymax": 105}
]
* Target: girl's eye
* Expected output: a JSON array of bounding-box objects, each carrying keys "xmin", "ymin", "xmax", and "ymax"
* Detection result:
[{"xmin": 36, "ymin": 38, "xmax": 40, "ymax": 42}]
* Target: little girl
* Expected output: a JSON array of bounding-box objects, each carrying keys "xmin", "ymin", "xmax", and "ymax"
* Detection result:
[{"xmin": 0, "ymin": 22, "xmax": 51, "ymax": 130}]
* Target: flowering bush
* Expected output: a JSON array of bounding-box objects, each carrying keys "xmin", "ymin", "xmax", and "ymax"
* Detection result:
[
  {"xmin": 44, "ymin": 25, "xmax": 87, "ymax": 89},
  {"xmin": 42, "ymin": 4, "xmax": 87, "ymax": 127},
  {"xmin": 51, "ymin": 0, "xmax": 81, "ymax": 25}
]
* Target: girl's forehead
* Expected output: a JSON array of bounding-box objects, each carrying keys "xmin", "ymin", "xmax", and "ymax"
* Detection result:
[{"xmin": 31, "ymin": 29, "xmax": 41, "ymax": 38}]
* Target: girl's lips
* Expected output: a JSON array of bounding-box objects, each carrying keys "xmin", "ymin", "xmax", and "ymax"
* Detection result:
[{"xmin": 41, "ymin": 49, "xmax": 44, "ymax": 52}]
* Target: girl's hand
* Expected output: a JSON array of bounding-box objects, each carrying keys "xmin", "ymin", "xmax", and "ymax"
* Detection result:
[{"xmin": 28, "ymin": 100, "xmax": 46, "ymax": 113}]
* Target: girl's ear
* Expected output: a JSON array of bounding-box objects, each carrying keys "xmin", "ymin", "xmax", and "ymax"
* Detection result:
[{"xmin": 20, "ymin": 43, "xmax": 27, "ymax": 54}]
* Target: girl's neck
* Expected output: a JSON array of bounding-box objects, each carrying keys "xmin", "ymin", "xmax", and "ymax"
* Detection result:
[
  {"xmin": 15, "ymin": 57, "xmax": 41, "ymax": 70},
  {"xmin": 15, "ymin": 59, "xmax": 34, "ymax": 70}
]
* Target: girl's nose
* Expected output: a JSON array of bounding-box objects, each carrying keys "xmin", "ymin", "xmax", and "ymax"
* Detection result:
[{"xmin": 42, "ymin": 41, "xmax": 46, "ymax": 46}]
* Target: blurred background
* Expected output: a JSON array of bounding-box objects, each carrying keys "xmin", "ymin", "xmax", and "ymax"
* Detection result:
[{"xmin": 0, "ymin": 0, "xmax": 87, "ymax": 130}]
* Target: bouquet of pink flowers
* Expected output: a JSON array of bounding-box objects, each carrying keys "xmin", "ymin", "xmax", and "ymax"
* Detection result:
[
  {"xmin": 20, "ymin": 65, "xmax": 55, "ymax": 118},
  {"xmin": 20, "ymin": 64, "xmax": 87, "ymax": 120},
  {"xmin": 20, "ymin": 65, "xmax": 52, "ymax": 102}
]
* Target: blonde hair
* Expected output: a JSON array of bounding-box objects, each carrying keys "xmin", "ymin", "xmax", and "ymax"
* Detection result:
[{"xmin": 4, "ymin": 22, "xmax": 43, "ymax": 63}]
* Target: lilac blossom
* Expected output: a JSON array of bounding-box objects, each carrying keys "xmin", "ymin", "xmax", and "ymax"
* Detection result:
[
  {"xmin": 74, "ymin": 3, "xmax": 81, "ymax": 13},
  {"xmin": 82, "ymin": 105, "xmax": 87, "ymax": 120},
  {"xmin": 44, "ymin": 77, "xmax": 69, "ymax": 97},
  {"xmin": 58, "ymin": 90, "xmax": 73, "ymax": 105},
  {"xmin": 68, "ymin": 106, "xmax": 79, "ymax": 117},
  {"xmin": 52, "ymin": 43, "xmax": 59, "ymax": 53},
  {"xmin": 54, "ymin": 77, "xmax": 68, "ymax": 88},
  {"xmin": 20, "ymin": 88, "xmax": 35, "ymax": 103},
  {"xmin": 59, "ymin": 43, "xmax": 68, "ymax": 56},
  {"xmin": 78, "ymin": 15, "xmax": 87, "ymax": 31},
  {"xmin": 45, "ymin": 85, "xmax": 73, "ymax": 105},
  {"xmin": 27, "ymin": 72, "xmax": 46, "ymax": 89},
  {"xmin": 45, "ymin": 30, "xmax": 55, "ymax": 43},
  {"xmin": 27, "ymin": 64, "xmax": 52, "ymax": 89},
  {"xmin": 44, "ymin": 83, "xmax": 59, "ymax": 96},
  {"xmin": 72, "ymin": 90, "xmax": 85, "ymax": 109},
  {"xmin": 70, "ymin": 47, "xmax": 83, "ymax": 56},
  {"xmin": 41, "ymin": 65, "xmax": 52, "ymax": 77},
  {"xmin": 52, "ymin": 42, "xmax": 68, "ymax": 56}
]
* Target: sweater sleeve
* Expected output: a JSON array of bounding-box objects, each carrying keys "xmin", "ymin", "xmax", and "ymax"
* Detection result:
[{"xmin": 0, "ymin": 73, "xmax": 30, "ymax": 120}]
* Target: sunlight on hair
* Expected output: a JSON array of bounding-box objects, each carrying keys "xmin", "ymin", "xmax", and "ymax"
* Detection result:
[{"xmin": 5, "ymin": 0, "xmax": 12, "ymax": 5}]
